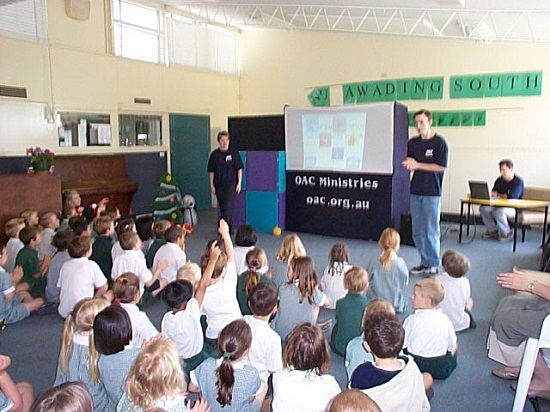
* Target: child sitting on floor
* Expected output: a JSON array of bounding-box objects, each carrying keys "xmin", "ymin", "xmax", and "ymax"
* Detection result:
[
  {"xmin": 366, "ymin": 228, "xmax": 409, "ymax": 314},
  {"xmin": 436, "ymin": 250, "xmax": 475, "ymax": 331},
  {"xmin": 0, "ymin": 242, "xmax": 44, "ymax": 324},
  {"xmin": 189, "ymin": 319, "xmax": 265, "ymax": 411},
  {"xmin": 153, "ymin": 225, "xmax": 187, "ymax": 287},
  {"xmin": 273, "ymin": 256, "xmax": 329, "ymax": 341},
  {"xmin": 0, "ymin": 354, "xmax": 34, "ymax": 412},
  {"xmin": 54, "ymin": 297, "xmax": 110, "ymax": 411},
  {"xmin": 145, "ymin": 220, "xmax": 171, "ymax": 269},
  {"xmin": 349, "ymin": 312, "xmax": 431, "ymax": 411},
  {"xmin": 45, "ymin": 230, "xmax": 73, "ymax": 305},
  {"xmin": 345, "ymin": 298, "xmax": 395, "ymax": 380},
  {"xmin": 57, "ymin": 236, "xmax": 108, "ymax": 318},
  {"xmin": 89, "ymin": 216, "xmax": 115, "ymax": 281},
  {"xmin": 200, "ymin": 219, "xmax": 242, "ymax": 352},
  {"xmin": 271, "ymin": 234, "xmax": 307, "ymax": 287},
  {"xmin": 331, "ymin": 266, "xmax": 370, "ymax": 357},
  {"xmin": 234, "ymin": 224, "xmax": 257, "ymax": 276},
  {"xmin": 243, "ymin": 283, "xmax": 283, "ymax": 387},
  {"xmin": 37, "ymin": 212, "xmax": 60, "ymax": 270},
  {"xmin": 15, "ymin": 225, "xmax": 44, "ymax": 297},
  {"xmin": 161, "ymin": 241, "xmax": 221, "ymax": 374},
  {"xmin": 403, "ymin": 278, "xmax": 458, "ymax": 380},
  {"xmin": 236, "ymin": 247, "xmax": 274, "ymax": 316},
  {"xmin": 4, "ymin": 218, "xmax": 25, "ymax": 273},
  {"xmin": 321, "ymin": 243, "xmax": 352, "ymax": 310},
  {"xmin": 272, "ymin": 322, "xmax": 341, "ymax": 411},
  {"xmin": 113, "ymin": 272, "xmax": 159, "ymax": 347}
]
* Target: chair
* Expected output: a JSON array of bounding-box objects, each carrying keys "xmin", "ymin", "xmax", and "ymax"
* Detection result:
[{"xmin": 512, "ymin": 314, "xmax": 550, "ymax": 412}]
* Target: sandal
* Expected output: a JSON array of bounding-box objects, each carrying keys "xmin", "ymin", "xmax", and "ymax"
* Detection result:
[{"xmin": 492, "ymin": 367, "xmax": 519, "ymax": 380}]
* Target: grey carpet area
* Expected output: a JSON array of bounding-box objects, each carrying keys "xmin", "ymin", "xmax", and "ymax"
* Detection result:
[{"xmin": 1, "ymin": 210, "xmax": 543, "ymax": 411}]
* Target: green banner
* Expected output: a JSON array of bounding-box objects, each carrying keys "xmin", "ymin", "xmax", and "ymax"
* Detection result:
[
  {"xmin": 408, "ymin": 110, "xmax": 487, "ymax": 127},
  {"xmin": 343, "ymin": 77, "xmax": 443, "ymax": 104},
  {"xmin": 450, "ymin": 71, "xmax": 542, "ymax": 98},
  {"xmin": 308, "ymin": 86, "xmax": 330, "ymax": 107}
]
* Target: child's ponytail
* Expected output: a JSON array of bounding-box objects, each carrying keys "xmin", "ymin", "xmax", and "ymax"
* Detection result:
[
  {"xmin": 59, "ymin": 313, "xmax": 77, "ymax": 373},
  {"xmin": 244, "ymin": 248, "xmax": 268, "ymax": 295},
  {"xmin": 216, "ymin": 319, "xmax": 253, "ymax": 407},
  {"xmin": 216, "ymin": 353, "xmax": 236, "ymax": 406},
  {"xmin": 378, "ymin": 228, "xmax": 400, "ymax": 271}
]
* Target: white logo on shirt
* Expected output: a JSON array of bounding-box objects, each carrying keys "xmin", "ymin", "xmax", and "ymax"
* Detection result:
[
  {"xmin": 225, "ymin": 155, "xmax": 232, "ymax": 161},
  {"xmin": 425, "ymin": 149, "xmax": 433, "ymax": 158}
]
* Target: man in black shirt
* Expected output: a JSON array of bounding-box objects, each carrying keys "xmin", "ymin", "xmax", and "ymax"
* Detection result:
[{"xmin": 207, "ymin": 131, "xmax": 243, "ymax": 234}]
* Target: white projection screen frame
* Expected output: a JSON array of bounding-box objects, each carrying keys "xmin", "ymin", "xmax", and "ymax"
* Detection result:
[{"xmin": 285, "ymin": 102, "xmax": 395, "ymax": 174}]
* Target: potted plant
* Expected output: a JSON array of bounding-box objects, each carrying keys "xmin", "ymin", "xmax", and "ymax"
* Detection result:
[{"xmin": 26, "ymin": 146, "xmax": 55, "ymax": 172}]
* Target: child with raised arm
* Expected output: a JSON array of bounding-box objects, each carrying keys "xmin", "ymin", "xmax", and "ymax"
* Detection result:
[
  {"xmin": 4, "ymin": 218, "xmax": 25, "ymax": 273},
  {"xmin": 54, "ymin": 297, "xmax": 110, "ymax": 411},
  {"xmin": 161, "ymin": 241, "xmax": 221, "ymax": 375},
  {"xmin": 111, "ymin": 231, "xmax": 168, "ymax": 297},
  {"xmin": 350, "ymin": 312, "xmax": 431, "ymax": 412},
  {"xmin": 243, "ymin": 283, "xmax": 283, "ymax": 386},
  {"xmin": 366, "ymin": 228, "xmax": 409, "ymax": 314},
  {"xmin": 153, "ymin": 225, "xmax": 187, "ymax": 287},
  {"xmin": 437, "ymin": 250, "xmax": 475, "ymax": 331},
  {"xmin": 403, "ymin": 278, "xmax": 458, "ymax": 380},
  {"xmin": 57, "ymin": 236, "xmax": 108, "ymax": 318},
  {"xmin": 321, "ymin": 243, "xmax": 352, "ymax": 310},
  {"xmin": 272, "ymin": 322, "xmax": 341, "ymax": 412},
  {"xmin": 273, "ymin": 256, "xmax": 329, "ymax": 341},
  {"xmin": 272, "ymin": 234, "xmax": 307, "ymax": 287},
  {"xmin": 200, "ymin": 219, "xmax": 242, "ymax": 350},
  {"xmin": 113, "ymin": 272, "xmax": 159, "ymax": 347},
  {"xmin": 331, "ymin": 266, "xmax": 369, "ymax": 357},
  {"xmin": 236, "ymin": 248, "xmax": 274, "ymax": 316},
  {"xmin": 0, "ymin": 354, "xmax": 34, "ymax": 412},
  {"xmin": 0, "ymin": 242, "xmax": 44, "ymax": 323},
  {"xmin": 189, "ymin": 319, "xmax": 264, "ymax": 412}
]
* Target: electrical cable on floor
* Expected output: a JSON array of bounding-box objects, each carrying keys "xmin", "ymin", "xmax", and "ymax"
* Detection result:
[{"xmin": 460, "ymin": 204, "xmax": 479, "ymax": 244}]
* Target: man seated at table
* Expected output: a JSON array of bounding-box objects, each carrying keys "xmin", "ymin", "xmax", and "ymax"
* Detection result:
[{"xmin": 481, "ymin": 159, "xmax": 524, "ymax": 242}]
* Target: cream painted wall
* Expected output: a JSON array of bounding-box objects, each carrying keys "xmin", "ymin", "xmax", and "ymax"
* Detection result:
[
  {"xmin": 238, "ymin": 29, "xmax": 550, "ymax": 213},
  {"xmin": 0, "ymin": 0, "xmax": 239, "ymax": 158}
]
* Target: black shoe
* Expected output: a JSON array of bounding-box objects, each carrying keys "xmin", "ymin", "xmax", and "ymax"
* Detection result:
[
  {"xmin": 410, "ymin": 265, "xmax": 428, "ymax": 275},
  {"xmin": 35, "ymin": 302, "xmax": 58, "ymax": 316}
]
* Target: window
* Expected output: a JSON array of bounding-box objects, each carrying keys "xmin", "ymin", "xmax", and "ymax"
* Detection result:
[
  {"xmin": 112, "ymin": 0, "xmax": 239, "ymax": 74},
  {"xmin": 0, "ymin": 0, "xmax": 48, "ymax": 43},
  {"xmin": 168, "ymin": 14, "xmax": 239, "ymax": 74},
  {"xmin": 112, "ymin": 0, "xmax": 166, "ymax": 64}
]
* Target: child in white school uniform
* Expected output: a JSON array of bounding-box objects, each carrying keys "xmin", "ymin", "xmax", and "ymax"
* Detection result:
[
  {"xmin": 113, "ymin": 272, "xmax": 159, "ymax": 347},
  {"xmin": 161, "ymin": 241, "xmax": 221, "ymax": 374},
  {"xmin": 153, "ymin": 225, "xmax": 187, "ymax": 288},
  {"xmin": 243, "ymin": 282, "xmax": 283, "ymax": 385},
  {"xmin": 272, "ymin": 322, "xmax": 341, "ymax": 412},
  {"xmin": 112, "ymin": 231, "xmax": 168, "ymax": 297},
  {"xmin": 436, "ymin": 250, "xmax": 475, "ymax": 332},
  {"xmin": 403, "ymin": 278, "xmax": 458, "ymax": 380},
  {"xmin": 4, "ymin": 218, "xmax": 25, "ymax": 273},
  {"xmin": 57, "ymin": 236, "xmax": 108, "ymax": 318},
  {"xmin": 234, "ymin": 224, "xmax": 257, "ymax": 276},
  {"xmin": 200, "ymin": 219, "xmax": 242, "ymax": 351},
  {"xmin": 321, "ymin": 243, "xmax": 352, "ymax": 310}
]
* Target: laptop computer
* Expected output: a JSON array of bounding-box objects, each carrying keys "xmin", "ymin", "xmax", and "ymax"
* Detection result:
[{"xmin": 468, "ymin": 180, "xmax": 492, "ymax": 200}]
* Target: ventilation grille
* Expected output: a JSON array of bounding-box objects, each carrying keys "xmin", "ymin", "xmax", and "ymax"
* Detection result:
[
  {"xmin": 134, "ymin": 97, "xmax": 151, "ymax": 104},
  {"xmin": 0, "ymin": 85, "xmax": 27, "ymax": 98}
]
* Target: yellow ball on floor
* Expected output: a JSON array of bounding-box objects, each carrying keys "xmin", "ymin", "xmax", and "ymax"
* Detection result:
[{"xmin": 273, "ymin": 226, "xmax": 282, "ymax": 237}]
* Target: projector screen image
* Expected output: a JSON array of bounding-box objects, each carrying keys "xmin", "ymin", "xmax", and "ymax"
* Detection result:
[{"xmin": 285, "ymin": 103, "xmax": 395, "ymax": 174}]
